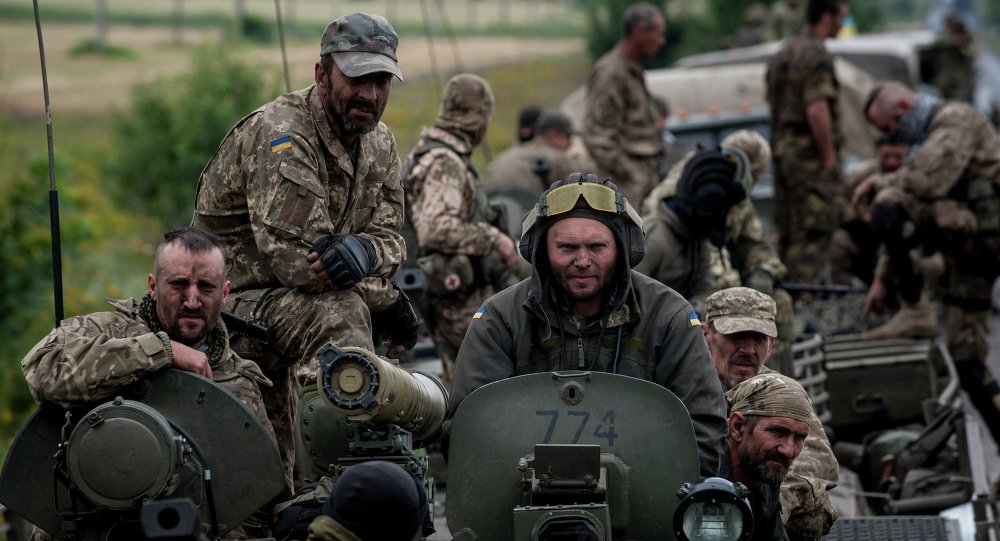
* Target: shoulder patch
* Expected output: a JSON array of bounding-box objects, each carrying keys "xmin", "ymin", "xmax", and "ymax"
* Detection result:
[
  {"xmin": 688, "ymin": 312, "xmax": 701, "ymax": 327},
  {"xmin": 472, "ymin": 306, "xmax": 486, "ymax": 320},
  {"xmin": 270, "ymin": 135, "xmax": 292, "ymax": 153}
]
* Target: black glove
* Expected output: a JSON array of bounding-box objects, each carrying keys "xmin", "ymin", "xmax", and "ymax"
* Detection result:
[
  {"xmin": 371, "ymin": 283, "xmax": 421, "ymax": 351},
  {"xmin": 313, "ymin": 234, "xmax": 376, "ymax": 290}
]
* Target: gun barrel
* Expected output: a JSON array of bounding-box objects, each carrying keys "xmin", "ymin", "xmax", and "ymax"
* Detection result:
[{"xmin": 316, "ymin": 344, "xmax": 448, "ymax": 443}]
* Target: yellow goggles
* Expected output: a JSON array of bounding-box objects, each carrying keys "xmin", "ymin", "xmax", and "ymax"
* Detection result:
[{"xmin": 539, "ymin": 182, "xmax": 621, "ymax": 217}]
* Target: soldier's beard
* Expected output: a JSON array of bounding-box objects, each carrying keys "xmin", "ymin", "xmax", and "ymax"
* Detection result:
[
  {"xmin": 738, "ymin": 444, "xmax": 791, "ymax": 486},
  {"xmin": 332, "ymin": 99, "xmax": 382, "ymax": 135}
]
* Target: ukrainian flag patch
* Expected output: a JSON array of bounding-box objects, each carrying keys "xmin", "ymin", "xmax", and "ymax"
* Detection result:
[
  {"xmin": 270, "ymin": 135, "xmax": 292, "ymax": 153},
  {"xmin": 472, "ymin": 306, "xmax": 486, "ymax": 320},
  {"xmin": 688, "ymin": 312, "xmax": 701, "ymax": 327}
]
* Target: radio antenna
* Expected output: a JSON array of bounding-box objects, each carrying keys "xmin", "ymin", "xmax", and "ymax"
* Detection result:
[{"xmin": 33, "ymin": 0, "xmax": 64, "ymax": 327}]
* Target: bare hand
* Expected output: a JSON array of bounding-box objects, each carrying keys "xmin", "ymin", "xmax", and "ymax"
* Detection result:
[
  {"xmin": 307, "ymin": 250, "xmax": 334, "ymax": 285},
  {"xmin": 384, "ymin": 343, "xmax": 407, "ymax": 359},
  {"xmin": 170, "ymin": 341, "xmax": 213, "ymax": 379},
  {"xmin": 495, "ymin": 233, "xmax": 519, "ymax": 269},
  {"xmin": 861, "ymin": 278, "xmax": 888, "ymax": 320},
  {"xmin": 852, "ymin": 173, "xmax": 880, "ymax": 208}
]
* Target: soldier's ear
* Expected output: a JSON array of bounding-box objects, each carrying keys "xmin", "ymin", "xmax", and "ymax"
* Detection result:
[
  {"xmin": 148, "ymin": 274, "xmax": 157, "ymax": 301},
  {"xmin": 222, "ymin": 280, "xmax": 231, "ymax": 301},
  {"xmin": 315, "ymin": 62, "xmax": 327, "ymax": 88},
  {"xmin": 727, "ymin": 412, "xmax": 746, "ymax": 442}
]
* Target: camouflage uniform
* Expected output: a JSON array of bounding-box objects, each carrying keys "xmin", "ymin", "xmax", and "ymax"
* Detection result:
[
  {"xmin": 871, "ymin": 100, "xmax": 1000, "ymax": 443},
  {"xmin": 634, "ymin": 199, "xmax": 717, "ymax": 310},
  {"xmin": 482, "ymin": 138, "xmax": 582, "ymax": 197},
  {"xmin": 924, "ymin": 27, "xmax": 976, "ymax": 102},
  {"xmin": 766, "ymin": 0, "xmax": 805, "ymax": 41},
  {"xmin": 642, "ymin": 149, "xmax": 787, "ymax": 288},
  {"xmin": 21, "ymin": 296, "xmax": 277, "ymax": 540},
  {"xmin": 303, "ymin": 516, "xmax": 361, "ymax": 541},
  {"xmin": 192, "ymin": 82, "xmax": 404, "ymax": 488},
  {"xmin": 831, "ymin": 158, "xmax": 881, "ymax": 284},
  {"xmin": 405, "ymin": 74, "xmax": 500, "ymax": 389},
  {"xmin": 582, "ymin": 44, "xmax": 664, "ymax": 204},
  {"xmin": 766, "ymin": 31, "xmax": 844, "ymax": 284}
]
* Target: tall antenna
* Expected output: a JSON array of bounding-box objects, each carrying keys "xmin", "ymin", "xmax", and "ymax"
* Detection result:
[{"xmin": 33, "ymin": 0, "xmax": 64, "ymax": 327}]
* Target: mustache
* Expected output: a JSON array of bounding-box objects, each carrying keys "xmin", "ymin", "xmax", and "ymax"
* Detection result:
[
  {"xmin": 765, "ymin": 450, "xmax": 792, "ymax": 468},
  {"xmin": 729, "ymin": 352, "xmax": 757, "ymax": 365},
  {"xmin": 177, "ymin": 309, "xmax": 206, "ymax": 319},
  {"xmin": 347, "ymin": 99, "xmax": 377, "ymax": 113}
]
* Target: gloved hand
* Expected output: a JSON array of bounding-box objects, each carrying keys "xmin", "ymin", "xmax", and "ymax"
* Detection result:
[
  {"xmin": 312, "ymin": 234, "xmax": 376, "ymax": 290},
  {"xmin": 745, "ymin": 267, "xmax": 775, "ymax": 295},
  {"xmin": 371, "ymin": 283, "xmax": 421, "ymax": 356}
]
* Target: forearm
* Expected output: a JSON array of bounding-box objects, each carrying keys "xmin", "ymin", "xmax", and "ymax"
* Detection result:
[{"xmin": 806, "ymin": 100, "xmax": 837, "ymax": 169}]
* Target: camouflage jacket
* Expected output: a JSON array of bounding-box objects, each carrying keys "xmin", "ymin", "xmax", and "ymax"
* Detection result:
[
  {"xmin": 642, "ymin": 152, "xmax": 787, "ymax": 283},
  {"xmin": 449, "ymin": 269, "xmax": 728, "ymax": 478},
  {"xmin": 303, "ymin": 516, "xmax": 362, "ymax": 541},
  {"xmin": 582, "ymin": 44, "xmax": 663, "ymax": 198},
  {"xmin": 760, "ymin": 367, "xmax": 839, "ymax": 538},
  {"xmin": 481, "ymin": 138, "xmax": 582, "ymax": 196},
  {"xmin": 634, "ymin": 200, "xmax": 717, "ymax": 311},
  {"xmin": 20, "ymin": 298, "xmax": 275, "ymax": 439},
  {"xmin": 192, "ymin": 85, "xmax": 405, "ymax": 310},
  {"xmin": 404, "ymin": 126, "xmax": 500, "ymax": 256},
  {"xmin": 719, "ymin": 446, "xmax": 790, "ymax": 541},
  {"xmin": 766, "ymin": 31, "xmax": 841, "ymax": 162}
]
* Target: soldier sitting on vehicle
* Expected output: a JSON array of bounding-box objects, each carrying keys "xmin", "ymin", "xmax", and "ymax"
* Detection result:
[
  {"xmin": 303, "ymin": 461, "xmax": 426, "ymax": 541},
  {"xmin": 448, "ymin": 174, "xmax": 727, "ymax": 477},
  {"xmin": 634, "ymin": 147, "xmax": 748, "ymax": 312},
  {"xmin": 21, "ymin": 227, "xmax": 279, "ymax": 540},
  {"xmin": 483, "ymin": 110, "xmax": 590, "ymax": 197},
  {"xmin": 724, "ymin": 372, "xmax": 815, "ymax": 541},
  {"xmin": 704, "ymin": 287, "xmax": 839, "ymax": 540}
]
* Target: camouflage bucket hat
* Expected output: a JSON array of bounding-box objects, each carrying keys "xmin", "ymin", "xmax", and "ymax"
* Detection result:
[
  {"xmin": 705, "ymin": 286, "xmax": 777, "ymax": 338},
  {"xmin": 321, "ymin": 12, "xmax": 404, "ymax": 81}
]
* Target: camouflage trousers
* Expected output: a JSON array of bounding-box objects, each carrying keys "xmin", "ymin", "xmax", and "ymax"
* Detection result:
[
  {"xmin": 226, "ymin": 287, "xmax": 375, "ymax": 493},
  {"xmin": 427, "ymin": 284, "xmax": 494, "ymax": 389},
  {"xmin": 774, "ymin": 159, "xmax": 845, "ymax": 284},
  {"xmin": 945, "ymin": 304, "xmax": 1000, "ymax": 445}
]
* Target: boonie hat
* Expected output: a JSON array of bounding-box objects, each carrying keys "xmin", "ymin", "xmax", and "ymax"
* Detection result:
[
  {"xmin": 321, "ymin": 12, "xmax": 404, "ymax": 81},
  {"xmin": 704, "ymin": 286, "xmax": 777, "ymax": 338}
]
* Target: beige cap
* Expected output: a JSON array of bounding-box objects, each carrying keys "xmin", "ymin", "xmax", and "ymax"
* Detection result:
[{"xmin": 704, "ymin": 286, "xmax": 777, "ymax": 338}]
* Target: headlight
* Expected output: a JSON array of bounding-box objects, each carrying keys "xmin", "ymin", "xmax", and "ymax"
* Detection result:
[{"xmin": 674, "ymin": 477, "xmax": 753, "ymax": 541}]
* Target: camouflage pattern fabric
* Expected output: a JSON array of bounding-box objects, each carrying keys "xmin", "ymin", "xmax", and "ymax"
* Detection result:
[
  {"xmin": 582, "ymin": 44, "xmax": 664, "ymax": 204},
  {"xmin": 481, "ymin": 138, "xmax": 584, "ymax": 196},
  {"xmin": 766, "ymin": 0, "xmax": 805, "ymax": 41},
  {"xmin": 924, "ymin": 31, "xmax": 976, "ymax": 102},
  {"xmin": 704, "ymin": 286, "xmax": 777, "ymax": 337},
  {"xmin": 405, "ymin": 118, "xmax": 500, "ymax": 388},
  {"xmin": 730, "ymin": 369, "xmax": 840, "ymax": 538},
  {"xmin": 767, "ymin": 31, "xmax": 844, "ymax": 284},
  {"xmin": 319, "ymin": 12, "xmax": 402, "ymax": 81},
  {"xmin": 192, "ymin": 83, "xmax": 404, "ymax": 493},
  {"xmin": 21, "ymin": 297, "xmax": 279, "ymax": 539},
  {"xmin": 643, "ymin": 151, "xmax": 787, "ymax": 285},
  {"xmin": 634, "ymin": 200, "xmax": 717, "ymax": 311}
]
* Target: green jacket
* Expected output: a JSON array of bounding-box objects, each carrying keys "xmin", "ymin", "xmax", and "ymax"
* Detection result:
[{"xmin": 449, "ymin": 266, "xmax": 727, "ymax": 477}]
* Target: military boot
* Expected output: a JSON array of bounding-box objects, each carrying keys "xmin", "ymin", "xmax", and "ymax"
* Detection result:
[{"xmin": 863, "ymin": 300, "xmax": 939, "ymax": 340}]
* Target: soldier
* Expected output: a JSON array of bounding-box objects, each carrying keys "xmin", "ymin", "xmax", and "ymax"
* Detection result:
[
  {"xmin": 191, "ymin": 13, "xmax": 419, "ymax": 490},
  {"xmin": 831, "ymin": 135, "xmax": 908, "ymax": 285},
  {"xmin": 306, "ymin": 462, "xmax": 426, "ymax": 541},
  {"xmin": 703, "ymin": 288, "xmax": 839, "ymax": 540},
  {"xmin": 723, "ymin": 373, "xmax": 815, "ymax": 541},
  {"xmin": 404, "ymin": 73, "xmax": 518, "ymax": 389},
  {"xmin": 582, "ymin": 2, "xmax": 667, "ymax": 205},
  {"xmin": 634, "ymin": 148, "xmax": 748, "ymax": 311},
  {"xmin": 516, "ymin": 104, "xmax": 543, "ymax": 143},
  {"xmin": 924, "ymin": 13, "xmax": 976, "ymax": 103},
  {"xmin": 483, "ymin": 110, "xmax": 589, "ymax": 197},
  {"xmin": 734, "ymin": 3, "xmax": 769, "ymax": 48},
  {"xmin": 21, "ymin": 228, "xmax": 278, "ymax": 539},
  {"xmin": 855, "ymin": 80, "xmax": 1000, "ymax": 444},
  {"xmin": 448, "ymin": 174, "xmax": 727, "ymax": 477},
  {"xmin": 766, "ymin": 0, "xmax": 850, "ymax": 285},
  {"xmin": 642, "ymin": 131, "xmax": 786, "ymax": 292}
]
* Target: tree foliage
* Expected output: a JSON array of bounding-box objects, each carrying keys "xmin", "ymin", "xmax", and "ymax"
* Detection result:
[{"xmin": 104, "ymin": 45, "xmax": 279, "ymax": 228}]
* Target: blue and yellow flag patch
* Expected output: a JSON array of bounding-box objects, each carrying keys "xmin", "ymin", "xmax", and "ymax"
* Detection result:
[
  {"xmin": 270, "ymin": 135, "xmax": 292, "ymax": 153},
  {"xmin": 688, "ymin": 312, "xmax": 701, "ymax": 327},
  {"xmin": 472, "ymin": 306, "xmax": 486, "ymax": 320}
]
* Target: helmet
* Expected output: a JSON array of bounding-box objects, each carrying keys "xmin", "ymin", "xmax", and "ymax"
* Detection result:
[
  {"xmin": 519, "ymin": 173, "xmax": 645, "ymax": 268},
  {"xmin": 674, "ymin": 148, "xmax": 749, "ymax": 247}
]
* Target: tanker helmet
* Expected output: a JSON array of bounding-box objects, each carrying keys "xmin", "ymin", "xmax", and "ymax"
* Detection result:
[{"xmin": 520, "ymin": 173, "xmax": 645, "ymax": 268}]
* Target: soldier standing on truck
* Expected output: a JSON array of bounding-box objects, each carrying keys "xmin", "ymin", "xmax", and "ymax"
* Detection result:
[
  {"xmin": 854, "ymin": 80, "xmax": 1000, "ymax": 446},
  {"xmin": 766, "ymin": 0, "xmax": 850, "ymax": 285},
  {"xmin": 703, "ymin": 287, "xmax": 839, "ymax": 540},
  {"xmin": 404, "ymin": 73, "xmax": 519, "ymax": 389},
  {"xmin": 582, "ymin": 2, "xmax": 666, "ymax": 205},
  {"xmin": 191, "ymin": 13, "xmax": 420, "ymax": 490}
]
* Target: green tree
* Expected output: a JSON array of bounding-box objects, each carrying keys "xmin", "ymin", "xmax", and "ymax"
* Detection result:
[{"xmin": 105, "ymin": 45, "xmax": 279, "ymax": 228}]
